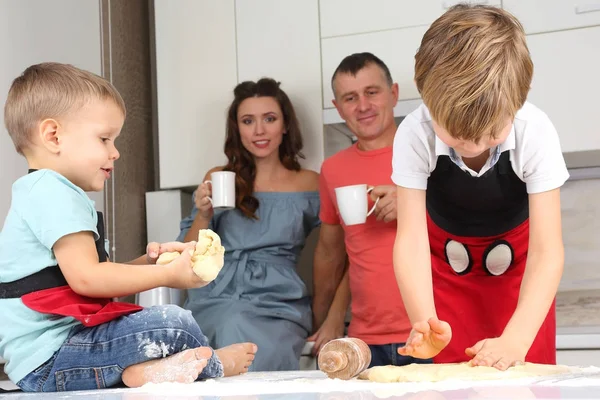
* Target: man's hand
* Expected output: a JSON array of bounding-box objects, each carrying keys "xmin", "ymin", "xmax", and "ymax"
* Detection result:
[
  {"xmin": 466, "ymin": 335, "xmax": 528, "ymax": 371},
  {"xmin": 145, "ymin": 241, "xmax": 196, "ymax": 264},
  {"xmin": 306, "ymin": 316, "xmax": 345, "ymax": 357},
  {"xmin": 398, "ymin": 317, "xmax": 452, "ymax": 359},
  {"xmin": 370, "ymin": 185, "xmax": 397, "ymax": 222}
]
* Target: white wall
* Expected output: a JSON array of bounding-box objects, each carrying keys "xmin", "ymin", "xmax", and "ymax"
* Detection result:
[{"xmin": 0, "ymin": 0, "xmax": 103, "ymax": 224}]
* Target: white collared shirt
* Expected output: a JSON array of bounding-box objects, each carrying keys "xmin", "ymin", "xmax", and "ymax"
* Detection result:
[{"xmin": 392, "ymin": 102, "xmax": 569, "ymax": 194}]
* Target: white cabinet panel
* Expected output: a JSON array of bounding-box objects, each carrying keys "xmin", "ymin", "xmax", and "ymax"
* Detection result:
[
  {"xmin": 154, "ymin": 0, "xmax": 236, "ymax": 189},
  {"xmin": 526, "ymin": 27, "xmax": 600, "ymax": 153},
  {"xmin": 236, "ymin": 0, "xmax": 324, "ymax": 172},
  {"xmin": 557, "ymin": 349, "xmax": 600, "ymax": 366},
  {"xmin": 0, "ymin": 0, "xmax": 102, "ymax": 222},
  {"xmin": 319, "ymin": 0, "xmax": 500, "ymax": 38},
  {"xmin": 504, "ymin": 0, "xmax": 600, "ymax": 35},
  {"xmin": 321, "ymin": 25, "xmax": 429, "ymax": 108}
]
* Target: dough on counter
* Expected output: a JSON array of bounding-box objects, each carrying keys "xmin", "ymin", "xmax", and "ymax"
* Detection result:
[
  {"xmin": 156, "ymin": 229, "xmax": 225, "ymax": 282},
  {"xmin": 358, "ymin": 362, "xmax": 575, "ymax": 383}
]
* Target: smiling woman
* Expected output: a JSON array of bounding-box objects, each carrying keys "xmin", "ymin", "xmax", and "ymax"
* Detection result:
[{"xmin": 177, "ymin": 78, "xmax": 321, "ymax": 372}]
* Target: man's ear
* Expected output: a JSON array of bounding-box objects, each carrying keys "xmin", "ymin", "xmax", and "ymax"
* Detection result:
[
  {"xmin": 332, "ymin": 98, "xmax": 344, "ymax": 120},
  {"xmin": 391, "ymin": 83, "xmax": 399, "ymax": 103},
  {"xmin": 38, "ymin": 118, "xmax": 61, "ymax": 154}
]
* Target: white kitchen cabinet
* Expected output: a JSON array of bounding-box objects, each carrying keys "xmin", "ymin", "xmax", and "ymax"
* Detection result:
[
  {"xmin": 0, "ymin": 0, "xmax": 103, "ymax": 222},
  {"xmin": 235, "ymin": 0, "xmax": 324, "ymax": 172},
  {"xmin": 557, "ymin": 350, "xmax": 600, "ymax": 366},
  {"xmin": 526, "ymin": 26, "xmax": 600, "ymax": 153},
  {"xmin": 319, "ymin": 0, "xmax": 501, "ymax": 38},
  {"xmin": 154, "ymin": 0, "xmax": 236, "ymax": 189},
  {"xmin": 321, "ymin": 25, "xmax": 429, "ymax": 108},
  {"xmin": 504, "ymin": 0, "xmax": 600, "ymax": 35}
]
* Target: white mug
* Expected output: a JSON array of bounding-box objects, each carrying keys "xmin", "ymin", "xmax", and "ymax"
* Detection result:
[
  {"xmin": 335, "ymin": 184, "xmax": 380, "ymax": 226},
  {"xmin": 205, "ymin": 171, "xmax": 236, "ymax": 209}
]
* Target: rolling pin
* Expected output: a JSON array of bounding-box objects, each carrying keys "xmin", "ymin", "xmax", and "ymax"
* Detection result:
[{"xmin": 318, "ymin": 338, "xmax": 371, "ymax": 380}]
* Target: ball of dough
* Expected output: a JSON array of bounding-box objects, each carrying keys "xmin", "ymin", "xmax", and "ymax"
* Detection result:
[
  {"xmin": 156, "ymin": 251, "xmax": 180, "ymax": 265},
  {"xmin": 155, "ymin": 229, "xmax": 225, "ymax": 283},
  {"xmin": 191, "ymin": 229, "xmax": 225, "ymax": 281}
]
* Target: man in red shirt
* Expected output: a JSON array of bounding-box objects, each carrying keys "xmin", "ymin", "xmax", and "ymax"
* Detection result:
[{"xmin": 309, "ymin": 53, "xmax": 430, "ymax": 367}]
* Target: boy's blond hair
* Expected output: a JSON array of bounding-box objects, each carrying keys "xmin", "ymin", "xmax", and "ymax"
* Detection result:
[
  {"xmin": 415, "ymin": 4, "xmax": 532, "ymax": 142},
  {"xmin": 4, "ymin": 62, "xmax": 126, "ymax": 155}
]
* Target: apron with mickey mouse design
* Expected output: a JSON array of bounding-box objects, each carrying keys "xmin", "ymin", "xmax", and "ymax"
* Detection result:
[{"xmin": 426, "ymin": 151, "xmax": 556, "ymax": 364}]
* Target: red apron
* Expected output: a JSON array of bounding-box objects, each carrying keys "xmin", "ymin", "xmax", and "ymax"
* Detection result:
[
  {"xmin": 428, "ymin": 215, "xmax": 556, "ymax": 364},
  {"xmin": 0, "ymin": 206, "xmax": 142, "ymax": 327},
  {"xmin": 425, "ymin": 150, "xmax": 556, "ymax": 364},
  {"xmin": 21, "ymin": 285, "xmax": 142, "ymax": 327}
]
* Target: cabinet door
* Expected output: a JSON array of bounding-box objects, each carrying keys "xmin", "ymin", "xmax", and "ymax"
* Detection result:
[
  {"xmin": 236, "ymin": 0, "xmax": 324, "ymax": 172},
  {"xmin": 319, "ymin": 0, "xmax": 500, "ymax": 38},
  {"xmin": 0, "ymin": 0, "xmax": 102, "ymax": 220},
  {"xmin": 321, "ymin": 25, "xmax": 429, "ymax": 108},
  {"xmin": 504, "ymin": 0, "xmax": 600, "ymax": 35},
  {"xmin": 154, "ymin": 0, "xmax": 237, "ymax": 189},
  {"xmin": 526, "ymin": 26, "xmax": 600, "ymax": 153}
]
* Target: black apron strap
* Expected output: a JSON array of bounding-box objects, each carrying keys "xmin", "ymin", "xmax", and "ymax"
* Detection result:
[{"xmin": 0, "ymin": 212, "xmax": 108, "ymax": 299}]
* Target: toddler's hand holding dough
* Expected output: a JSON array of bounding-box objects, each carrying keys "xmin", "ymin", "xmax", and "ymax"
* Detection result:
[{"xmin": 156, "ymin": 229, "xmax": 225, "ymax": 282}]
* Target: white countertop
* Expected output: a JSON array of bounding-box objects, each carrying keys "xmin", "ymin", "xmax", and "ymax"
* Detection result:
[{"xmin": 4, "ymin": 367, "xmax": 600, "ymax": 399}]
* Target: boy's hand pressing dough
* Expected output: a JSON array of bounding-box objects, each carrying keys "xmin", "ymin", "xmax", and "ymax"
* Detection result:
[{"xmin": 156, "ymin": 229, "xmax": 225, "ymax": 282}]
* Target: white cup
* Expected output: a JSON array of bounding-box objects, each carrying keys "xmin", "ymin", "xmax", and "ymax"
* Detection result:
[
  {"xmin": 204, "ymin": 171, "xmax": 236, "ymax": 209},
  {"xmin": 335, "ymin": 184, "xmax": 380, "ymax": 226}
]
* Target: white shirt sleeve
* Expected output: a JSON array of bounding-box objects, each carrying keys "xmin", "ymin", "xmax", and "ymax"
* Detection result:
[
  {"xmin": 391, "ymin": 116, "xmax": 434, "ymax": 190},
  {"xmin": 515, "ymin": 108, "xmax": 570, "ymax": 194}
]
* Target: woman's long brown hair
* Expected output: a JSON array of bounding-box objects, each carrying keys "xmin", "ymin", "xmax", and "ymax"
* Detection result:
[{"xmin": 223, "ymin": 78, "xmax": 304, "ymax": 219}]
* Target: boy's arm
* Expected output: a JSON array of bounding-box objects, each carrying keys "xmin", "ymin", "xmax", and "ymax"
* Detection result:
[
  {"xmin": 126, "ymin": 241, "xmax": 196, "ymax": 265},
  {"xmin": 505, "ymin": 188, "xmax": 563, "ymax": 342},
  {"xmin": 53, "ymin": 231, "xmax": 201, "ymax": 298},
  {"xmin": 395, "ymin": 186, "xmax": 452, "ymax": 359},
  {"xmin": 393, "ymin": 186, "xmax": 436, "ymax": 322},
  {"xmin": 312, "ymin": 223, "xmax": 347, "ymax": 331}
]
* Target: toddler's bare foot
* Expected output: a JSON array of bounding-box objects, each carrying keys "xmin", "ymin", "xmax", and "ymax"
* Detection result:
[
  {"xmin": 122, "ymin": 347, "xmax": 212, "ymax": 387},
  {"xmin": 215, "ymin": 342, "xmax": 257, "ymax": 376}
]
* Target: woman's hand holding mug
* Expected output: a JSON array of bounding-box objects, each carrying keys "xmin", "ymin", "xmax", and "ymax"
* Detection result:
[{"xmin": 194, "ymin": 182, "xmax": 214, "ymax": 220}]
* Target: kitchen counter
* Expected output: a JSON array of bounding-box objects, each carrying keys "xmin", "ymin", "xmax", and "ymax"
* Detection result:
[{"xmin": 3, "ymin": 368, "xmax": 600, "ymax": 399}]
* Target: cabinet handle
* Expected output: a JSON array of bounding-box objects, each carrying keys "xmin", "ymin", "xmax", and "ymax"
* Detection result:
[{"xmin": 575, "ymin": 4, "xmax": 600, "ymax": 14}]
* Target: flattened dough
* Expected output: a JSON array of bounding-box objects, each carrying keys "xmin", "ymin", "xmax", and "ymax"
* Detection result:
[
  {"xmin": 358, "ymin": 362, "xmax": 575, "ymax": 383},
  {"xmin": 156, "ymin": 229, "xmax": 225, "ymax": 282}
]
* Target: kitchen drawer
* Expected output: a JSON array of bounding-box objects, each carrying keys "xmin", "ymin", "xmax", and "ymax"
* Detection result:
[
  {"xmin": 319, "ymin": 0, "xmax": 500, "ymax": 38},
  {"xmin": 557, "ymin": 350, "xmax": 600, "ymax": 366},
  {"xmin": 321, "ymin": 25, "xmax": 429, "ymax": 108},
  {"xmin": 504, "ymin": 0, "xmax": 600, "ymax": 35}
]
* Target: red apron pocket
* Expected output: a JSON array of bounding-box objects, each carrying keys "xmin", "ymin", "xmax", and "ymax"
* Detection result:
[{"xmin": 21, "ymin": 285, "xmax": 143, "ymax": 327}]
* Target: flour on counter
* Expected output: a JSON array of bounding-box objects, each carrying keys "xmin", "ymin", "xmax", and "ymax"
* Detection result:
[{"xmin": 132, "ymin": 367, "xmax": 600, "ymax": 398}]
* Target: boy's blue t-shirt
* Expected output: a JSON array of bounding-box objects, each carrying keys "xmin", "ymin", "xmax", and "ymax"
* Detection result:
[{"xmin": 0, "ymin": 170, "xmax": 99, "ymax": 383}]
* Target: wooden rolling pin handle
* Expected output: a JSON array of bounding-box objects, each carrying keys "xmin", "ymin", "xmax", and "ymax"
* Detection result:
[
  {"xmin": 320, "ymin": 350, "xmax": 348, "ymax": 373},
  {"xmin": 318, "ymin": 337, "xmax": 372, "ymax": 380}
]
